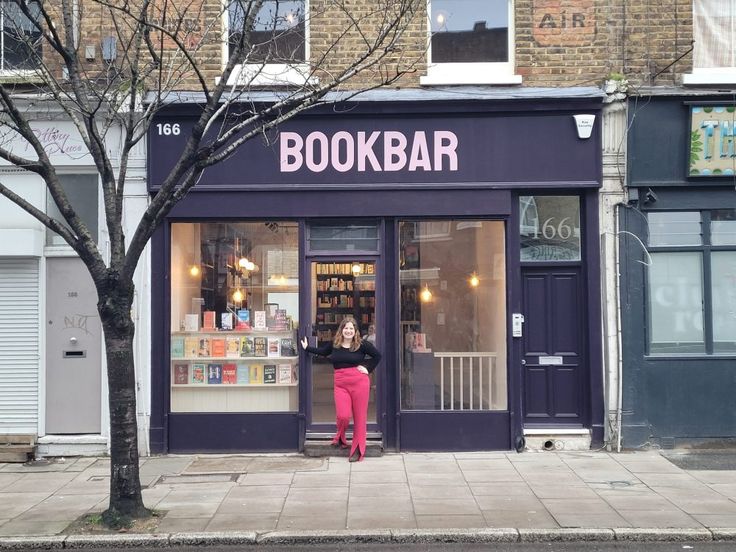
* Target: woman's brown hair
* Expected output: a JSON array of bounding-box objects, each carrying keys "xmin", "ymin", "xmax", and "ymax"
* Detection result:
[{"xmin": 333, "ymin": 316, "xmax": 362, "ymax": 352}]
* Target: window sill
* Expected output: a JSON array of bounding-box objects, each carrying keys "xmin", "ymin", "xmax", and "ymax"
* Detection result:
[
  {"xmin": 420, "ymin": 63, "xmax": 522, "ymax": 86},
  {"xmin": 225, "ymin": 63, "xmax": 316, "ymax": 87},
  {"xmin": 0, "ymin": 69, "xmax": 44, "ymax": 84},
  {"xmin": 683, "ymin": 70, "xmax": 736, "ymax": 86}
]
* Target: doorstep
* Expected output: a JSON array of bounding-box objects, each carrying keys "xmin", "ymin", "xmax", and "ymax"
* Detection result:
[
  {"xmin": 37, "ymin": 434, "xmax": 108, "ymax": 457},
  {"xmin": 523, "ymin": 428, "xmax": 591, "ymax": 452}
]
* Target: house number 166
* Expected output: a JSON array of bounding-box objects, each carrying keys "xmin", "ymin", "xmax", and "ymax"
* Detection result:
[
  {"xmin": 533, "ymin": 217, "xmax": 574, "ymax": 240},
  {"xmin": 156, "ymin": 123, "xmax": 181, "ymax": 136}
]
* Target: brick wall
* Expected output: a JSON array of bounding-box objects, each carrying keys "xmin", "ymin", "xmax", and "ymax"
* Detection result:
[{"xmin": 23, "ymin": 0, "xmax": 695, "ymax": 93}]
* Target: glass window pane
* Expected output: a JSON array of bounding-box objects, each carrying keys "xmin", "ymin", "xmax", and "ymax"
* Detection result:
[
  {"xmin": 712, "ymin": 251, "xmax": 736, "ymax": 352},
  {"xmin": 430, "ymin": 0, "xmax": 508, "ymax": 63},
  {"xmin": 648, "ymin": 252, "xmax": 705, "ymax": 354},
  {"xmin": 520, "ymin": 196, "xmax": 581, "ymax": 261},
  {"xmin": 46, "ymin": 174, "xmax": 99, "ymax": 246},
  {"xmin": 711, "ymin": 209, "xmax": 736, "ymax": 245},
  {"xmin": 170, "ymin": 222, "xmax": 300, "ymax": 413},
  {"xmin": 1, "ymin": 0, "xmax": 42, "ymax": 70},
  {"xmin": 399, "ymin": 220, "xmax": 507, "ymax": 411},
  {"xmin": 648, "ymin": 212, "xmax": 702, "ymax": 246},
  {"xmin": 228, "ymin": 0, "xmax": 305, "ymax": 63},
  {"xmin": 308, "ymin": 222, "xmax": 379, "ymax": 252}
]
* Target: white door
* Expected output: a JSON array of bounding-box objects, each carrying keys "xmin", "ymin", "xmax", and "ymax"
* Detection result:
[{"xmin": 46, "ymin": 258, "xmax": 101, "ymax": 433}]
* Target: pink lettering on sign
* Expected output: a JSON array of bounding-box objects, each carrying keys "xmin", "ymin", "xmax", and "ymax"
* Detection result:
[
  {"xmin": 280, "ymin": 130, "xmax": 459, "ymax": 173},
  {"xmin": 28, "ymin": 127, "xmax": 85, "ymax": 156}
]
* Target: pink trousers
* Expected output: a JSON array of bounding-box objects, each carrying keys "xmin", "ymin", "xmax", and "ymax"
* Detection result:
[{"xmin": 333, "ymin": 367, "xmax": 370, "ymax": 460}]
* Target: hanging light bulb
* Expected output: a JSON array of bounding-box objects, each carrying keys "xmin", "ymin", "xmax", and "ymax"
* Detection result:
[
  {"xmin": 278, "ymin": 275, "xmax": 288, "ymax": 286},
  {"xmin": 244, "ymin": 260, "xmax": 255, "ymax": 271},
  {"xmin": 232, "ymin": 289, "xmax": 244, "ymax": 303},
  {"xmin": 469, "ymin": 274, "xmax": 480, "ymax": 287},
  {"xmin": 238, "ymin": 257, "xmax": 249, "ymax": 269},
  {"xmin": 189, "ymin": 265, "xmax": 200, "ymax": 277},
  {"xmin": 351, "ymin": 262, "xmax": 362, "ymax": 275},
  {"xmin": 420, "ymin": 285, "xmax": 432, "ymax": 303}
]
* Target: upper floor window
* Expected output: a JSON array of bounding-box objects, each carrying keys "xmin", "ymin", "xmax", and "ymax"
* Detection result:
[
  {"xmin": 421, "ymin": 0, "xmax": 520, "ymax": 85},
  {"xmin": 1, "ymin": 0, "xmax": 41, "ymax": 72},
  {"xmin": 226, "ymin": 0, "xmax": 308, "ymax": 86},
  {"xmin": 684, "ymin": 0, "xmax": 736, "ymax": 85}
]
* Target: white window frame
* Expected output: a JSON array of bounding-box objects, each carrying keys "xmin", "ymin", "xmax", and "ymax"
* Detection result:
[
  {"xmin": 420, "ymin": 0, "xmax": 521, "ymax": 86},
  {"xmin": 684, "ymin": 0, "xmax": 736, "ymax": 85},
  {"xmin": 222, "ymin": 0, "xmax": 313, "ymax": 87}
]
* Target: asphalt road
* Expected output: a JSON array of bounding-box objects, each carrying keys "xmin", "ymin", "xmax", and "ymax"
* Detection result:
[{"xmin": 43, "ymin": 543, "xmax": 736, "ymax": 552}]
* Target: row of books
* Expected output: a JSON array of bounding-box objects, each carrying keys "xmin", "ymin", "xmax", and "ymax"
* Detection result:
[
  {"xmin": 316, "ymin": 278, "xmax": 354, "ymax": 292},
  {"xmin": 172, "ymin": 336, "xmax": 297, "ymax": 359},
  {"xmin": 173, "ymin": 363, "xmax": 297, "ymax": 385},
  {"xmin": 182, "ymin": 306, "xmax": 292, "ymax": 333},
  {"xmin": 316, "ymin": 312, "xmax": 353, "ymax": 325},
  {"xmin": 316, "ymin": 263, "xmax": 374, "ymax": 275},
  {"xmin": 317, "ymin": 294, "xmax": 353, "ymax": 308}
]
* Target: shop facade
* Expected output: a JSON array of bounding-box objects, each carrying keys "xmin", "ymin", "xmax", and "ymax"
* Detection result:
[
  {"xmin": 621, "ymin": 93, "xmax": 736, "ymax": 448},
  {"xmin": 148, "ymin": 89, "xmax": 605, "ymax": 454}
]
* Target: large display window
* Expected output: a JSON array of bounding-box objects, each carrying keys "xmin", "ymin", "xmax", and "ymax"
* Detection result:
[
  {"xmin": 399, "ymin": 220, "xmax": 507, "ymax": 411},
  {"xmin": 169, "ymin": 222, "xmax": 299, "ymax": 412}
]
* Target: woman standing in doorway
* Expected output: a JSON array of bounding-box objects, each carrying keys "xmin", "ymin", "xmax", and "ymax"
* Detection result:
[{"xmin": 301, "ymin": 316, "xmax": 381, "ymax": 462}]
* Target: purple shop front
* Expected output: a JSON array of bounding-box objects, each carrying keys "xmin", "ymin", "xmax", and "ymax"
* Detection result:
[{"xmin": 148, "ymin": 91, "xmax": 604, "ymax": 454}]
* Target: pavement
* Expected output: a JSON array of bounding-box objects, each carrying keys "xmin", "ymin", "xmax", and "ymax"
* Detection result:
[{"xmin": 0, "ymin": 449, "xmax": 736, "ymax": 547}]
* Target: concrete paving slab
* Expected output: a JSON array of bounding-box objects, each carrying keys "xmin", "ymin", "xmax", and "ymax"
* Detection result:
[
  {"xmin": 138, "ymin": 457, "xmax": 194, "ymax": 474},
  {"xmin": 286, "ymin": 487, "xmax": 348, "ymax": 501},
  {"xmin": 247, "ymin": 457, "xmax": 325, "ymax": 473},
  {"xmin": 552, "ymin": 512, "xmax": 631, "ymax": 528},
  {"xmin": 474, "ymin": 495, "xmax": 546, "ymax": 511},
  {"xmin": 462, "ymin": 470, "xmax": 524, "ymax": 483},
  {"xmin": 205, "ymin": 513, "xmax": 279, "ymax": 531},
  {"xmin": 456, "ymin": 459, "xmax": 514, "ymax": 471},
  {"xmin": 692, "ymin": 514, "xmax": 736, "ymax": 527},
  {"xmin": 409, "ymin": 485, "xmax": 473, "ymax": 500},
  {"xmin": 0, "ymin": 493, "xmax": 54, "ymax": 519},
  {"xmin": 291, "ymin": 473, "xmax": 350, "ymax": 487},
  {"xmin": 349, "ymin": 484, "xmax": 411, "ymax": 498},
  {"xmin": 616, "ymin": 509, "xmax": 702, "ymax": 528},
  {"xmin": 669, "ymin": 499, "xmax": 736, "ymax": 515},
  {"xmin": 636, "ymin": 473, "xmax": 707, "ymax": 488},
  {"xmin": 237, "ymin": 473, "xmax": 294, "ymax": 486},
  {"xmin": 403, "ymin": 462, "xmax": 460, "ymax": 474},
  {"xmin": 415, "ymin": 514, "xmax": 486, "ymax": 529},
  {"xmin": 615, "ymin": 461, "xmax": 685, "ymax": 474},
  {"xmin": 351, "ymin": 471, "xmax": 406, "ymax": 484},
  {"xmin": 349, "ymin": 459, "xmax": 404, "ymax": 472},
  {"xmin": 407, "ymin": 473, "xmax": 466, "ymax": 486},
  {"xmin": 216, "ymin": 497, "xmax": 285, "ymax": 514},
  {"xmin": 412, "ymin": 498, "xmax": 481, "ymax": 516},
  {"xmin": 469, "ymin": 482, "xmax": 536, "ymax": 497},
  {"xmin": 2, "ymin": 473, "xmax": 77, "ymax": 494},
  {"xmin": 277, "ymin": 516, "xmax": 346, "ymax": 530},
  {"xmin": 0, "ymin": 474, "xmax": 24, "ymax": 491},
  {"xmin": 184, "ymin": 457, "xmax": 251, "ymax": 473},
  {"xmin": 0, "ymin": 521, "xmax": 70, "ymax": 537},
  {"xmin": 348, "ymin": 496, "xmax": 413, "ymax": 512},
  {"xmin": 154, "ymin": 515, "xmax": 210, "ymax": 533},
  {"xmin": 12, "ymin": 494, "xmax": 106, "ymax": 522},
  {"xmin": 281, "ymin": 499, "xmax": 346, "ymax": 518},
  {"xmin": 482, "ymin": 509, "xmax": 559, "ymax": 529},
  {"xmin": 160, "ymin": 502, "xmax": 222, "ymax": 518},
  {"xmin": 529, "ymin": 485, "xmax": 600, "ymax": 499},
  {"xmin": 598, "ymin": 492, "xmax": 678, "ymax": 510},
  {"xmin": 346, "ymin": 511, "xmax": 416, "ymax": 529},
  {"xmin": 708, "ymin": 483, "xmax": 736, "ymax": 499},
  {"xmin": 226, "ymin": 484, "xmax": 290, "ymax": 498},
  {"xmin": 542, "ymin": 498, "xmax": 623, "ymax": 515},
  {"xmin": 155, "ymin": 487, "xmax": 230, "ymax": 506},
  {"xmin": 690, "ymin": 471, "xmax": 736, "ymax": 484},
  {"xmin": 141, "ymin": 487, "xmax": 171, "ymax": 509}
]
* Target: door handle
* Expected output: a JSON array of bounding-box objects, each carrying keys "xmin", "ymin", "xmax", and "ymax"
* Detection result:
[{"xmin": 521, "ymin": 359, "xmax": 526, "ymax": 365}]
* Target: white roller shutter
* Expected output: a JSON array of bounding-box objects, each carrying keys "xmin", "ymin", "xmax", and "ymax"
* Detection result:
[{"xmin": 0, "ymin": 258, "xmax": 39, "ymax": 432}]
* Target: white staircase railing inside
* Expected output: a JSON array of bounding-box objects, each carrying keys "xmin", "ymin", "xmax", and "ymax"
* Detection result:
[{"xmin": 435, "ymin": 352, "xmax": 498, "ymax": 411}]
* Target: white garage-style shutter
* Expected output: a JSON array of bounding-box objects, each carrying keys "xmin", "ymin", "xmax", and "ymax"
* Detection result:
[{"xmin": 0, "ymin": 258, "xmax": 39, "ymax": 432}]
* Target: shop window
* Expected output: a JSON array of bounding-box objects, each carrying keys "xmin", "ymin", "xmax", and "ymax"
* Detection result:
[
  {"xmin": 421, "ymin": 0, "xmax": 520, "ymax": 85},
  {"xmin": 170, "ymin": 222, "xmax": 300, "ymax": 413},
  {"xmin": 520, "ymin": 195, "xmax": 581, "ymax": 262},
  {"xmin": 684, "ymin": 0, "xmax": 736, "ymax": 85},
  {"xmin": 226, "ymin": 0, "xmax": 308, "ymax": 86},
  {"xmin": 646, "ymin": 210, "xmax": 736, "ymax": 355},
  {"xmin": 399, "ymin": 220, "xmax": 507, "ymax": 411},
  {"xmin": 1, "ymin": 0, "xmax": 41, "ymax": 73},
  {"xmin": 45, "ymin": 174, "xmax": 99, "ymax": 246}
]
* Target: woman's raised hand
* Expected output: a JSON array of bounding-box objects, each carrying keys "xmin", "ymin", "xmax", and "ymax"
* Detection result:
[{"xmin": 300, "ymin": 336, "xmax": 308, "ymax": 349}]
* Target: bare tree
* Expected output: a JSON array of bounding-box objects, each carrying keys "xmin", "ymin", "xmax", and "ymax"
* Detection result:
[{"xmin": 0, "ymin": 0, "xmax": 421, "ymax": 523}]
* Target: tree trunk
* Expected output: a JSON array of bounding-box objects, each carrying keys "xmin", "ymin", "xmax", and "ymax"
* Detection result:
[{"xmin": 98, "ymin": 276, "xmax": 150, "ymax": 521}]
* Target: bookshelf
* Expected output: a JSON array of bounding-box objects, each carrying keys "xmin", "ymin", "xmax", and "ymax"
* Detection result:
[
  {"xmin": 314, "ymin": 262, "xmax": 375, "ymax": 344},
  {"xmin": 169, "ymin": 329, "xmax": 299, "ymax": 412}
]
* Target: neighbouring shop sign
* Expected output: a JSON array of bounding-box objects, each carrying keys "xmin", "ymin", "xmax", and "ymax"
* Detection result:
[{"xmin": 690, "ymin": 106, "xmax": 736, "ymax": 177}]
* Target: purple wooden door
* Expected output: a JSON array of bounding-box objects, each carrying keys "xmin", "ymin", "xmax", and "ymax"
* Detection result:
[{"xmin": 521, "ymin": 267, "xmax": 586, "ymax": 425}]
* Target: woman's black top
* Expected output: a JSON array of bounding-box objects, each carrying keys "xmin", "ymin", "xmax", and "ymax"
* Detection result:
[{"xmin": 305, "ymin": 341, "xmax": 382, "ymax": 373}]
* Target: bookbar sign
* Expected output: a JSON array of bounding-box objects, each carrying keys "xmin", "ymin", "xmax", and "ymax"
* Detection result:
[{"xmin": 280, "ymin": 130, "xmax": 459, "ymax": 173}]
